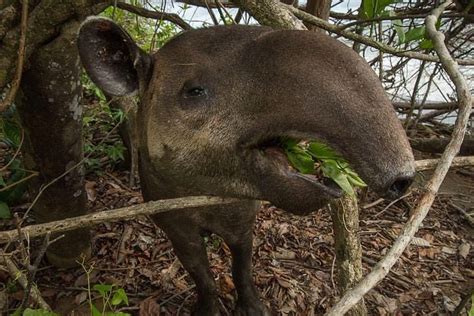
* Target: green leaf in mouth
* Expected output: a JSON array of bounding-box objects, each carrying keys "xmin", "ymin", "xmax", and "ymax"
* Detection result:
[{"xmin": 282, "ymin": 139, "xmax": 366, "ymax": 196}]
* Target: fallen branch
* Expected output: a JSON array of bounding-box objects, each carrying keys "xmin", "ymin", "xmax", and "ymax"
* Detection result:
[
  {"xmin": 19, "ymin": 233, "xmax": 62, "ymax": 313},
  {"xmin": 176, "ymin": 0, "xmax": 236, "ymax": 8},
  {"xmin": 283, "ymin": 4, "xmax": 474, "ymax": 66},
  {"xmin": 411, "ymin": 138, "xmax": 474, "ymax": 155},
  {"xmin": 393, "ymin": 101, "xmax": 463, "ymax": 110},
  {"xmin": 449, "ymin": 202, "xmax": 474, "ymax": 227},
  {"xmin": 1, "ymin": 254, "xmax": 51, "ymax": 310},
  {"xmin": 325, "ymin": 0, "xmax": 472, "ymax": 314},
  {"xmin": 415, "ymin": 156, "xmax": 474, "ymax": 171},
  {"xmin": 0, "ymin": 196, "xmax": 240, "ymax": 244},
  {"xmin": 0, "ymin": 0, "xmax": 28, "ymax": 113}
]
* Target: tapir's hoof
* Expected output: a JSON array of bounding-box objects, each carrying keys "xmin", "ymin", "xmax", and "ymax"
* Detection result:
[
  {"xmin": 192, "ymin": 299, "xmax": 221, "ymax": 316},
  {"xmin": 234, "ymin": 300, "xmax": 270, "ymax": 316}
]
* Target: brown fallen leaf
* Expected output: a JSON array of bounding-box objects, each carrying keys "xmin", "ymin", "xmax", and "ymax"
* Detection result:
[
  {"xmin": 219, "ymin": 274, "xmax": 235, "ymax": 294},
  {"xmin": 85, "ymin": 180, "xmax": 97, "ymax": 202},
  {"xmin": 458, "ymin": 242, "xmax": 470, "ymax": 259},
  {"xmin": 139, "ymin": 297, "xmax": 161, "ymax": 316}
]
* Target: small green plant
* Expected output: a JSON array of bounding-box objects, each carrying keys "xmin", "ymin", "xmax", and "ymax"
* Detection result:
[
  {"xmin": 91, "ymin": 283, "xmax": 130, "ymax": 316},
  {"xmin": 283, "ymin": 139, "xmax": 366, "ymax": 196},
  {"xmin": 79, "ymin": 261, "xmax": 130, "ymax": 316},
  {"xmin": 0, "ymin": 109, "xmax": 29, "ymax": 219},
  {"xmin": 20, "ymin": 309, "xmax": 58, "ymax": 316},
  {"xmin": 81, "ymin": 79, "xmax": 127, "ymax": 174}
]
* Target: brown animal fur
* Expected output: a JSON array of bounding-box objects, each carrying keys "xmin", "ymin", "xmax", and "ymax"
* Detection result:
[{"xmin": 78, "ymin": 19, "xmax": 414, "ymax": 315}]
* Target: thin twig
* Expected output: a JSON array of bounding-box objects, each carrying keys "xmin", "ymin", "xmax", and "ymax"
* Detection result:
[
  {"xmin": 114, "ymin": 1, "xmax": 192, "ymax": 30},
  {"xmin": 0, "ymin": 0, "xmax": 28, "ymax": 113},
  {"xmin": 325, "ymin": 1, "xmax": 472, "ymax": 314},
  {"xmin": 0, "ymin": 171, "xmax": 39, "ymax": 192},
  {"xmin": 284, "ymin": 4, "xmax": 474, "ymax": 66},
  {"xmin": 372, "ymin": 193, "xmax": 411, "ymax": 218},
  {"xmin": 19, "ymin": 233, "xmax": 62, "ymax": 312},
  {"xmin": 1, "ymin": 253, "xmax": 51, "ymax": 310},
  {"xmin": 449, "ymin": 202, "xmax": 474, "ymax": 227}
]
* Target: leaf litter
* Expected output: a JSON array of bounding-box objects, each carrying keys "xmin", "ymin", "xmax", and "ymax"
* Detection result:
[{"xmin": 3, "ymin": 155, "xmax": 473, "ymax": 315}]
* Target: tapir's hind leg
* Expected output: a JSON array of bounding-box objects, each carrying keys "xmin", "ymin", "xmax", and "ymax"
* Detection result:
[{"xmin": 160, "ymin": 224, "xmax": 220, "ymax": 316}]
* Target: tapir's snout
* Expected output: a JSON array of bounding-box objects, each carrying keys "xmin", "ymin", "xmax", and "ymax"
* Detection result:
[{"xmin": 384, "ymin": 171, "xmax": 415, "ymax": 200}]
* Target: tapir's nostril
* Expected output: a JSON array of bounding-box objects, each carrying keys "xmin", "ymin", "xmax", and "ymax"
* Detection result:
[{"xmin": 385, "ymin": 174, "xmax": 415, "ymax": 200}]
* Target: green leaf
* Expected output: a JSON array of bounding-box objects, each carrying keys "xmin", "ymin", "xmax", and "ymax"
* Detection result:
[
  {"xmin": 307, "ymin": 142, "xmax": 341, "ymax": 160},
  {"xmin": 393, "ymin": 19, "xmax": 405, "ymax": 44},
  {"xmin": 22, "ymin": 308, "xmax": 59, "ymax": 316},
  {"xmin": 3, "ymin": 119, "xmax": 21, "ymax": 148},
  {"xmin": 111, "ymin": 288, "xmax": 129, "ymax": 306},
  {"xmin": 93, "ymin": 283, "xmax": 113, "ymax": 297},
  {"xmin": 91, "ymin": 304, "xmax": 102, "ymax": 316},
  {"xmin": 286, "ymin": 150, "xmax": 314, "ymax": 174},
  {"xmin": 344, "ymin": 169, "xmax": 367, "ymax": 187},
  {"xmin": 0, "ymin": 175, "xmax": 5, "ymax": 186},
  {"xmin": 105, "ymin": 312, "xmax": 131, "ymax": 316},
  {"xmin": 419, "ymin": 39, "xmax": 434, "ymax": 49},
  {"xmin": 403, "ymin": 26, "xmax": 426, "ymax": 43},
  {"xmin": 362, "ymin": 0, "xmax": 397, "ymax": 19},
  {"xmin": 321, "ymin": 161, "xmax": 355, "ymax": 196},
  {"xmin": 0, "ymin": 201, "xmax": 11, "ymax": 219}
]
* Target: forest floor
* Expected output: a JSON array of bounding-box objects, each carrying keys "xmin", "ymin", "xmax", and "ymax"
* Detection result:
[
  {"xmin": 1, "ymin": 100, "xmax": 473, "ymax": 316},
  {"xmin": 3, "ymin": 153, "xmax": 473, "ymax": 315}
]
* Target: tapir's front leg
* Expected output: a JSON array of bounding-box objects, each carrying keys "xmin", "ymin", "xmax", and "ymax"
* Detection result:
[
  {"xmin": 218, "ymin": 204, "xmax": 270, "ymax": 316},
  {"xmin": 224, "ymin": 232, "xmax": 270, "ymax": 316},
  {"xmin": 157, "ymin": 216, "xmax": 220, "ymax": 316}
]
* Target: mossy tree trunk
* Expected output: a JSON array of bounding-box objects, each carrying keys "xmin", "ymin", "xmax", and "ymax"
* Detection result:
[
  {"xmin": 329, "ymin": 196, "xmax": 367, "ymax": 316},
  {"xmin": 16, "ymin": 20, "xmax": 90, "ymax": 268}
]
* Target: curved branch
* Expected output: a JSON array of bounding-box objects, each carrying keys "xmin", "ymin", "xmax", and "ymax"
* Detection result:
[
  {"xmin": 325, "ymin": 0, "xmax": 473, "ymax": 314},
  {"xmin": 0, "ymin": 0, "xmax": 28, "ymax": 113},
  {"xmin": 114, "ymin": 1, "xmax": 192, "ymax": 30},
  {"xmin": 284, "ymin": 4, "xmax": 474, "ymax": 66}
]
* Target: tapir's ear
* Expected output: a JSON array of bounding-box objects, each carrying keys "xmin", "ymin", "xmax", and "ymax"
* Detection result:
[{"xmin": 78, "ymin": 17, "xmax": 153, "ymax": 96}]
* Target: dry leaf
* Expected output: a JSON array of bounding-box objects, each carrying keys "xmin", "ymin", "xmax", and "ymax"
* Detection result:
[
  {"xmin": 274, "ymin": 247, "xmax": 296, "ymax": 260},
  {"xmin": 411, "ymin": 237, "xmax": 431, "ymax": 247},
  {"xmin": 219, "ymin": 274, "xmax": 235, "ymax": 294},
  {"xmin": 442, "ymin": 246, "xmax": 457, "ymax": 255},
  {"xmin": 139, "ymin": 297, "xmax": 161, "ymax": 316},
  {"xmin": 85, "ymin": 180, "xmax": 97, "ymax": 202},
  {"xmin": 458, "ymin": 242, "xmax": 470, "ymax": 259}
]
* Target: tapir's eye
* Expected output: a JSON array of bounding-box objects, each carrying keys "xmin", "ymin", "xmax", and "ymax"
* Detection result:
[{"xmin": 184, "ymin": 86, "xmax": 207, "ymax": 98}]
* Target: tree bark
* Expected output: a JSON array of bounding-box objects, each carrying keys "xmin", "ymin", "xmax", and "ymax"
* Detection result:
[
  {"xmin": 16, "ymin": 20, "xmax": 90, "ymax": 268},
  {"xmin": 329, "ymin": 196, "xmax": 367, "ymax": 316},
  {"xmin": 233, "ymin": 0, "xmax": 306, "ymax": 29},
  {"xmin": 0, "ymin": 0, "xmax": 105, "ymax": 90},
  {"xmin": 305, "ymin": 0, "xmax": 331, "ymax": 31}
]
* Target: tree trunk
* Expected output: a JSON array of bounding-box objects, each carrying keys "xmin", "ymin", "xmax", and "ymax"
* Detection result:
[
  {"xmin": 329, "ymin": 196, "xmax": 367, "ymax": 316},
  {"xmin": 16, "ymin": 20, "xmax": 90, "ymax": 268},
  {"xmin": 305, "ymin": 0, "xmax": 331, "ymax": 31}
]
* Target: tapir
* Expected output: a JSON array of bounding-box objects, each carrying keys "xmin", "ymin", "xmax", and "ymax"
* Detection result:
[{"xmin": 78, "ymin": 17, "xmax": 415, "ymax": 315}]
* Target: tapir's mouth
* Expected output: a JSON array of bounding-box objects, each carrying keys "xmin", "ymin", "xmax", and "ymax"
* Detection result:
[{"xmin": 253, "ymin": 137, "xmax": 344, "ymax": 198}]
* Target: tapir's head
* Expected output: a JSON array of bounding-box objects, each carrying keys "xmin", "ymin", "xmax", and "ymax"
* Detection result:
[{"xmin": 78, "ymin": 18, "xmax": 415, "ymax": 214}]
